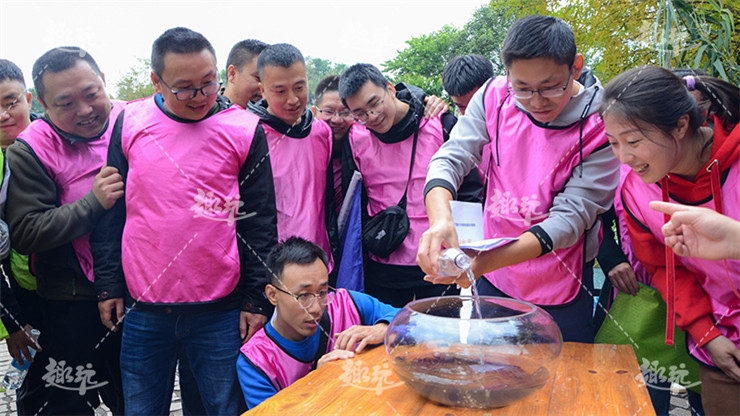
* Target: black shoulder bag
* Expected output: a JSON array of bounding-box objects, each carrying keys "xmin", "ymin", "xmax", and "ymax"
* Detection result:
[{"xmin": 361, "ymin": 125, "xmax": 419, "ymax": 258}]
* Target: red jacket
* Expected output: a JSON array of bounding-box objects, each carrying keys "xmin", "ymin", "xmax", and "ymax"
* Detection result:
[{"xmin": 622, "ymin": 115, "xmax": 740, "ymax": 349}]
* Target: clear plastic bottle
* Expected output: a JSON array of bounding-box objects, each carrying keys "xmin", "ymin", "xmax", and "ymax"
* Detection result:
[
  {"xmin": 438, "ymin": 248, "xmax": 471, "ymax": 277},
  {"xmin": 1, "ymin": 328, "xmax": 40, "ymax": 391}
]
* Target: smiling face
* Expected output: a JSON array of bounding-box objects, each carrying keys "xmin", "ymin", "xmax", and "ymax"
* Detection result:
[
  {"xmin": 0, "ymin": 79, "xmax": 32, "ymax": 148},
  {"xmin": 259, "ymin": 62, "xmax": 308, "ymax": 126},
  {"xmin": 226, "ymin": 56, "xmax": 261, "ymax": 108},
  {"xmin": 604, "ymin": 112, "xmax": 688, "ymax": 184},
  {"xmin": 344, "ymin": 80, "xmax": 404, "ymax": 134},
  {"xmin": 315, "ymin": 90, "xmax": 353, "ymax": 143},
  {"xmin": 507, "ymin": 56, "xmax": 582, "ymax": 124},
  {"xmin": 153, "ymin": 49, "xmax": 219, "ymax": 121},
  {"xmin": 266, "ymin": 258, "xmax": 329, "ymax": 342},
  {"xmin": 40, "ymin": 61, "xmax": 111, "ymax": 138}
]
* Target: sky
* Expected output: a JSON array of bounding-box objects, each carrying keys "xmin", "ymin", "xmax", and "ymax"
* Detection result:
[{"xmin": 0, "ymin": 0, "xmax": 488, "ymax": 96}]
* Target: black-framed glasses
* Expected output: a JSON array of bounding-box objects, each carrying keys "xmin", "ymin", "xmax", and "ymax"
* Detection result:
[
  {"xmin": 352, "ymin": 89, "xmax": 388, "ymax": 124},
  {"xmin": 158, "ymin": 77, "xmax": 222, "ymax": 101},
  {"xmin": 1, "ymin": 93, "xmax": 25, "ymax": 116},
  {"xmin": 274, "ymin": 285, "xmax": 333, "ymax": 308},
  {"xmin": 507, "ymin": 69, "xmax": 572, "ymax": 100},
  {"xmin": 317, "ymin": 108, "xmax": 353, "ymax": 120}
]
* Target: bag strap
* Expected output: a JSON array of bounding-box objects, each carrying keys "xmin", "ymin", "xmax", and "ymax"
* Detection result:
[
  {"xmin": 311, "ymin": 308, "xmax": 332, "ymax": 370},
  {"xmin": 397, "ymin": 118, "xmax": 420, "ymax": 210}
]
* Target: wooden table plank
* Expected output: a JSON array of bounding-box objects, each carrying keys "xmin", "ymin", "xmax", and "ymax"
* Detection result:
[{"xmin": 245, "ymin": 343, "xmax": 655, "ymax": 416}]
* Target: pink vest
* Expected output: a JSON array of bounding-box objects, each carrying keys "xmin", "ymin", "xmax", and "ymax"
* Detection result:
[
  {"xmin": 613, "ymin": 165, "xmax": 651, "ymax": 285},
  {"xmin": 621, "ymin": 159, "xmax": 740, "ymax": 366},
  {"xmin": 349, "ymin": 115, "xmax": 444, "ymax": 266},
  {"xmin": 263, "ymin": 120, "xmax": 334, "ymax": 271},
  {"xmin": 19, "ymin": 101, "xmax": 125, "ymax": 282},
  {"xmin": 120, "ymin": 97, "xmax": 257, "ymax": 303},
  {"xmin": 240, "ymin": 289, "xmax": 363, "ymax": 390},
  {"xmin": 482, "ymin": 77, "xmax": 607, "ymax": 305}
]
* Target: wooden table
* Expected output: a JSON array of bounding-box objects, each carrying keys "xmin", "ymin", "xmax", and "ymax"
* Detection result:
[{"xmin": 244, "ymin": 342, "xmax": 656, "ymax": 416}]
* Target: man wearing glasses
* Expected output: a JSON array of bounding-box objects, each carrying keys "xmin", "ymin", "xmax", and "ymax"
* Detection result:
[
  {"xmin": 237, "ymin": 237, "xmax": 398, "ymax": 409},
  {"xmin": 0, "ymin": 59, "xmax": 46, "ymax": 409},
  {"xmin": 419, "ymin": 16, "xmax": 619, "ymax": 343},
  {"xmin": 91, "ymin": 27, "xmax": 277, "ymax": 414},
  {"xmin": 5, "ymin": 47, "xmax": 125, "ymax": 415},
  {"xmin": 338, "ymin": 64, "xmax": 481, "ymax": 308}
]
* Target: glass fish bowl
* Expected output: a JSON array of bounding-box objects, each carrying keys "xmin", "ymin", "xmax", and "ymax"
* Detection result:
[{"xmin": 385, "ymin": 296, "xmax": 562, "ymax": 409}]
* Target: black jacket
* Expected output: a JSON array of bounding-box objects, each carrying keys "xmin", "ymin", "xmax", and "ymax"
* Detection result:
[{"xmin": 247, "ymin": 100, "xmax": 341, "ymax": 273}]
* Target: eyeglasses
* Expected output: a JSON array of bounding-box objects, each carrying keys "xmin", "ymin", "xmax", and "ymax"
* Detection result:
[
  {"xmin": 157, "ymin": 77, "xmax": 222, "ymax": 101},
  {"xmin": 274, "ymin": 285, "xmax": 333, "ymax": 308},
  {"xmin": 1, "ymin": 93, "xmax": 25, "ymax": 116},
  {"xmin": 352, "ymin": 90, "xmax": 388, "ymax": 124},
  {"xmin": 317, "ymin": 108, "xmax": 353, "ymax": 120},
  {"xmin": 507, "ymin": 69, "xmax": 572, "ymax": 100}
]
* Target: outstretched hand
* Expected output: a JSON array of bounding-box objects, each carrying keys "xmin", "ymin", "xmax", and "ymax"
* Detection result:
[{"xmin": 650, "ymin": 201, "xmax": 740, "ymax": 260}]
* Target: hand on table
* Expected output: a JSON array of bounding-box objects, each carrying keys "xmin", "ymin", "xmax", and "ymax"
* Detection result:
[
  {"xmin": 334, "ymin": 323, "xmax": 388, "ymax": 353},
  {"xmin": 317, "ymin": 349, "xmax": 354, "ymax": 369}
]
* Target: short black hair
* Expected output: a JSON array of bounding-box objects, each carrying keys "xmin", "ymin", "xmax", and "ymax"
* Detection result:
[
  {"xmin": 256, "ymin": 43, "xmax": 305, "ymax": 78},
  {"xmin": 442, "ymin": 55, "xmax": 494, "ymax": 97},
  {"xmin": 266, "ymin": 237, "xmax": 329, "ymax": 286},
  {"xmin": 151, "ymin": 27, "xmax": 216, "ymax": 76},
  {"xmin": 501, "ymin": 15, "xmax": 576, "ymax": 68},
  {"xmin": 314, "ymin": 75, "xmax": 340, "ymax": 106},
  {"xmin": 338, "ymin": 63, "xmax": 387, "ymax": 105},
  {"xmin": 32, "ymin": 46, "xmax": 103, "ymax": 104},
  {"xmin": 226, "ymin": 39, "xmax": 268, "ymax": 72},
  {"xmin": 0, "ymin": 59, "xmax": 26, "ymax": 87}
]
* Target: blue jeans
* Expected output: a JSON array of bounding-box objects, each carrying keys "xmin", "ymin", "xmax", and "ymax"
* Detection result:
[{"xmin": 120, "ymin": 307, "xmax": 243, "ymax": 416}]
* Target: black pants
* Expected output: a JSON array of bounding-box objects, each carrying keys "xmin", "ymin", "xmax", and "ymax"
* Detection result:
[
  {"xmin": 476, "ymin": 261, "xmax": 596, "ymax": 343},
  {"xmin": 8, "ymin": 276, "xmax": 44, "ymax": 329},
  {"xmin": 17, "ymin": 299, "xmax": 124, "ymax": 415}
]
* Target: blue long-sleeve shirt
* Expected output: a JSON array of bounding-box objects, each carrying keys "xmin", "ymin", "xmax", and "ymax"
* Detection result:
[{"xmin": 237, "ymin": 289, "xmax": 399, "ymax": 409}]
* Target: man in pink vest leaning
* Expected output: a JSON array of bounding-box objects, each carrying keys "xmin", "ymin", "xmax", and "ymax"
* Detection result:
[
  {"xmin": 238, "ymin": 237, "xmax": 399, "ymax": 409},
  {"xmin": 419, "ymin": 15, "xmax": 619, "ymax": 343},
  {"xmin": 6, "ymin": 47, "xmax": 125, "ymax": 415}
]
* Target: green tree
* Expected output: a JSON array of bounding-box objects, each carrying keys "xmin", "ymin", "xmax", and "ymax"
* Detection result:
[
  {"xmin": 497, "ymin": 0, "xmax": 739, "ymax": 83},
  {"xmin": 382, "ymin": 5, "xmax": 511, "ymax": 98},
  {"xmin": 115, "ymin": 58, "xmax": 155, "ymax": 101},
  {"xmin": 305, "ymin": 57, "xmax": 347, "ymax": 103},
  {"xmin": 27, "ymin": 87, "xmax": 45, "ymax": 116}
]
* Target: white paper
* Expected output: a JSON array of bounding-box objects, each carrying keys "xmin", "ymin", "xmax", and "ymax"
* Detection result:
[
  {"xmin": 449, "ymin": 201, "xmax": 484, "ymax": 244},
  {"xmin": 460, "ymin": 237, "xmax": 518, "ymax": 252}
]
